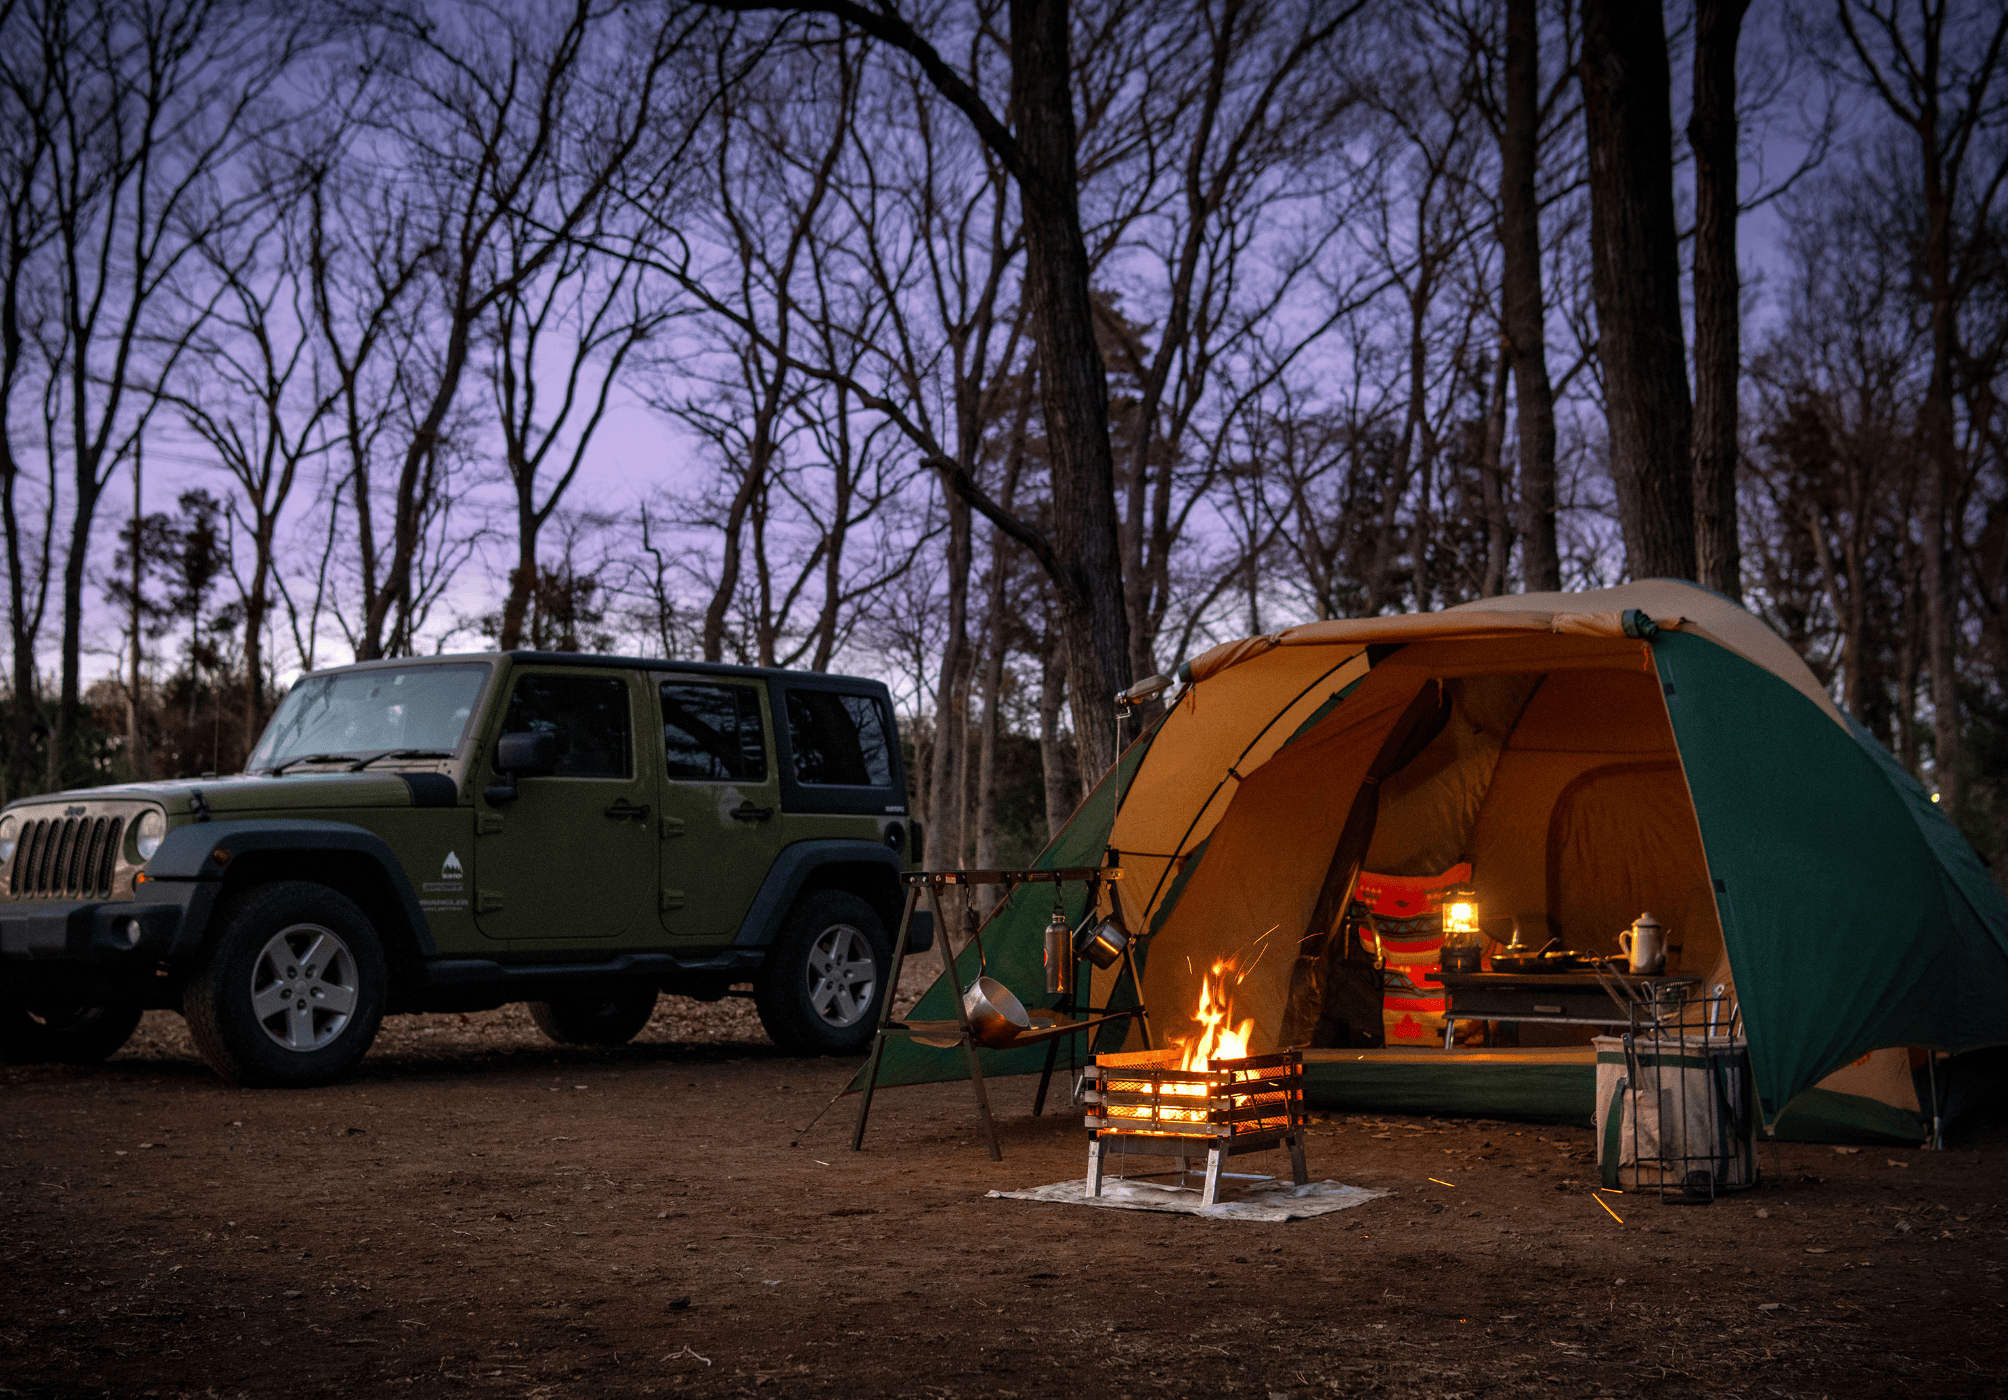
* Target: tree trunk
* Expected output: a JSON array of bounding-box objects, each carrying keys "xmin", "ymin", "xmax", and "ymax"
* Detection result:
[
  {"xmin": 1500, "ymin": 0, "xmax": 1560, "ymax": 592},
  {"xmin": 127, "ymin": 451, "xmax": 147, "ymax": 781},
  {"xmin": 1479, "ymin": 342, "xmax": 1513, "ymax": 598},
  {"xmin": 1579, "ymin": 0, "xmax": 1695, "ymax": 581},
  {"xmin": 926, "ymin": 490, "xmax": 974, "ymax": 874},
  {"xmin": 243, "ymin": 516, "xmax": 274, "ymax": 754},
  {"xmin": 1037, "ymin": 633, "xmax": 1071, "ymax": 842},
  {"xmin": 1009, "ymin": 0, "xmax": 1131, "ymax": 782},
  {"xmin": 56, "ymin": 446, "xmax": 106, "ymax": 779},
  {"xmin": 1690, "ymin": 0, "xmax": 1748, "ymax": 599},
  {"xmin": 1918, "ymin": 121, "xmax": 1963, "ymax": 814},
  {"xmin": 498, "ymin": 494, "xmax": 539, "ymax": 651}
]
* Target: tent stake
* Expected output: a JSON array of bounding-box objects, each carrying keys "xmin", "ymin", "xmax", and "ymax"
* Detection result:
[{"xmin": 1927, "ymin": 1049, "xmax": 1943, "ymax": 1151}]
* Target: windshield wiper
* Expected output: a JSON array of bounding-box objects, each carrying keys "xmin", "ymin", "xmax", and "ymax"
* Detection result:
[
  {"xmin": 348, "ymin": 749, "xmax": 454, "ymax": 771},
  {"xmin": 263, "ymin": 753, "xmax": 355, "ymax": 775}
]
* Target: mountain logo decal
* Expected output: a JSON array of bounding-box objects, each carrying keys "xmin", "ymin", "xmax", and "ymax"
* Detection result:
[{"xmin": 441, "ymin": 851, "xmax": 464, "ymax": 880}]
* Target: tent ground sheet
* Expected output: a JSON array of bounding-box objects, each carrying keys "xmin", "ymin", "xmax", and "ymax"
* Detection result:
[
  {"xmin": 1303, "ymin": 1046, "xmax": 1598, "ymax": 1124},
  {"xmin": 1301, "ymin": 1046, "xmax": 1926, "ymax": 1142}
]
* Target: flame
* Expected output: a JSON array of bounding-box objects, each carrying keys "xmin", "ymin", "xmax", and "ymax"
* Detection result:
[
  {"xmin": 1173, "ymin": 957, "xmax": 1254, "ymax": 1071},
  {"xmin": 1095, "ymin": 955, "xmax": 1290, "ymax": 1137}
]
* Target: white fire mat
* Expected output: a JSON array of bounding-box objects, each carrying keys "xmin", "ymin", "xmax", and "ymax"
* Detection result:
[{"xmin": 986, "ymin": 1175, "xmax": 1388, "ymax": 1223}]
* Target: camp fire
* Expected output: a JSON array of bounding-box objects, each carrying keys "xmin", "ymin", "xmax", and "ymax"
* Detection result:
[
  {"xmin": 1095, "ymin": 957, "xmax": 1254, "ymax": 1130},
  {"xmin": 1175, "ymin": 956, "xmax": 1255, "ymax": 1071},
  {"xmin": 1081, "ymin": 955, "xmax": 1309, "ymax": 1206}
]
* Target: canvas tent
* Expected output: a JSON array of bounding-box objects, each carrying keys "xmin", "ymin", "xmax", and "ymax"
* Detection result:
[{"xmin": 869, "ymin": 581, "xmax": 2008, "ymax": 1140}]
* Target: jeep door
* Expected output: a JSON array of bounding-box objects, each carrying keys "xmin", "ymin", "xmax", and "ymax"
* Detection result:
[
  {"xmin": 474, "ymin": 667, "xmax": 654, "ymax": 942},
  {"xmin": 654, "ymin": 676, "xmax": 784, "ymax": 944}
]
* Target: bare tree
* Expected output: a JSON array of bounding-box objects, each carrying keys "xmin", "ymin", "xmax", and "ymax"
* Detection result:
[
  {"xmin": 7, "ymin": 0, "xmax": 312, "ymax": 781},
  {"xmin": 1579, "ymin": 0, "xmax": 1695, "ymax": 580},
  {"xmin": 165, "ymin": 203, "xmax": 339, "ymax": 751},
  {"xmin": 1833, "ymin": 0, "xmax": 2008, "ymax": 814},
  {"xmin": 486, "ymin": 234, "xmax": 672, "ymax": 651},
  {"xmin": 1498, "ymin": 0, "xmax": 1566, "ymax": 591},
  {"xmin": 344, "ymin": 0, "xmax": 703, "ymax": 658},
  {"xmin": 704, "ymin": 0, "xmax": 1135, "ymax": 779},
  {"xmin": 0, "ymin": 3, "xmax": 60, "ymax": 797},
  {"xmin": 1690, "ymin": 0, "xmax": 1751, "ymax": 598}
]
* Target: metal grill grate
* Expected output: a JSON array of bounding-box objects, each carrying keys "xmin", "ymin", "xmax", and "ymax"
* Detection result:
[{"xmin": 10, "ymin": 815, "xmax": 123, "ymax": 899}]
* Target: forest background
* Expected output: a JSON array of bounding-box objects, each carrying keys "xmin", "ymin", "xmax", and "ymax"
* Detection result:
[{"xmin": 5, "ymin": 0, "xmax": 2008, "ymax": 879}]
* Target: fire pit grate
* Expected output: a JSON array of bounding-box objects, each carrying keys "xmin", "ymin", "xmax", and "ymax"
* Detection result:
[{"xmin": 1082, "ymin": 1047, "xmax": 1308, "ymax": 1206}]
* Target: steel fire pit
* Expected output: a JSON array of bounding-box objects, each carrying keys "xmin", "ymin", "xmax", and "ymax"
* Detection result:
[{"xmin": 1081, "ymin": 1047, "xmax": 1309, "ymax": 1206}]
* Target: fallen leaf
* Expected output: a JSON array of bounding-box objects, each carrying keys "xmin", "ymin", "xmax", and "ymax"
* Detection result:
[
  {"xmin": 1759, "ymin": 1303, "xmax": 1781, "ymax": 1311},
  {"xmin": 1832, "ymin": 1146, "xmax": 1860, "ymax": 1155},
  {"xmin": 1886, "ymin": 1159, "xmax": 1909, "ymax": 1169},
  {"xmin": 1805, "ymin": 1247, "xmax": 1829, "ymax": 1254}
]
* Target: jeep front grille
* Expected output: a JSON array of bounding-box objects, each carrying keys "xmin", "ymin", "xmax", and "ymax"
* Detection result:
[{"xmin": 10, "ymin": 815, "xmax": 124, "ymax": 899}]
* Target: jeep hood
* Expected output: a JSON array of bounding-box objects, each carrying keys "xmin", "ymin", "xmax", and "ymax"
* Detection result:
[{"xmin": 9, "ymin": 771, "xmax": 441, "ymax": 817}]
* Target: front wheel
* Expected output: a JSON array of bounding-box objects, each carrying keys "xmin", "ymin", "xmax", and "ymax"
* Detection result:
[
  {"xmin": 754, "ymin": 890, "xmax": 890, "ymax": 1056},
  {"xmin": 0, "ymin": 992, "xmax": 141, "ymax": 1065},
  {"xmin": 527, "ymin": 986, "xmax": 659, "ymax": 1046},
  {"xmin": 184, "ymin": 882, "xmax": 387, "ymax": 1088}
]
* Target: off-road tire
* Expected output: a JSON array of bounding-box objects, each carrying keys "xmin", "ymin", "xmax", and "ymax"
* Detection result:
[
  {"xmin": 526, "ymin": 987, "xmax": 659, "ymax": 1046},
  {"xmin": 0, "ymin": 994, "xmax": 142, "ymax": 1065},
  {"xmin": 185, "ymin": 881, "xmax": 387, "ymax": 1088},
  {"xmin": 754, "ymin": 890, "xmax": 890, "ymax": 1056}
]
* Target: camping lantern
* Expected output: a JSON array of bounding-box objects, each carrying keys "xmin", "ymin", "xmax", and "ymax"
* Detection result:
[
  {"xmin": 1440, "ymin": 886, "xmax": 1480, "ymax": 936},
  {"xmin": 1044, "ymin": 902, "xmax": 1074, "ymax": 995},
  {"xmin": 1440, "ymin": 886, "xmax": 1482, "ymax": 972}
]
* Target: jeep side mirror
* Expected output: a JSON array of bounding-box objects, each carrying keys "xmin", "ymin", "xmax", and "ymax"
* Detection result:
[
  {"xmin": 485, "ymin": 730, "xmax": 560, "ymax": 806},
  {"xmin": 495, "ymin": 731, "xmax": 559, "ymax": 774}
]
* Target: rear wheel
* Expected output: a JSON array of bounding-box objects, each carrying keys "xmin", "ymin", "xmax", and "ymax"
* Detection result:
[
  {"xmin": 754, "ymin": 890, "xmax": 889, "ymax": 1055},
  {"xmin": 184, "ymin": 882, "xmax": 387, "ymax": 1088},
  {"xmin": 526, "ymin": 986, "xmax": 659, "ymax": 1046},
  {"xmin": 0, "ymin": 992, "xmax": 141, "ymax": 1065}
]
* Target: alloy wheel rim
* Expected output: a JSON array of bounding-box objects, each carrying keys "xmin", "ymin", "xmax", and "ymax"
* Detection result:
[
  {"xmin": 250, "ymin": 923, "xmax": 359, "ymax": 1052},
  {"xmin": 805, "ymin": 923, "xmax": 876, "ymax": 1028}
]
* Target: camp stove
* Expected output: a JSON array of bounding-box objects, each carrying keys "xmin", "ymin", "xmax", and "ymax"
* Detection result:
[{"xmin": 1081, "ymin": 1047, "xmax": 1309, "ymax": 1206}]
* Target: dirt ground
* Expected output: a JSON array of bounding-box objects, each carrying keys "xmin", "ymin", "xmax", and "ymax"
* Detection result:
[{"xmin": 3, "ymin": 987, "xmax": 2005, "ymax": 1399}]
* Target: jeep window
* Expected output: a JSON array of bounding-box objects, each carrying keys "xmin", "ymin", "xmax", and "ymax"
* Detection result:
[
  {"xmin": 250, "ymin": 664, "xmax": 490, "ymax": 771},
  {"xmin": 661, "ymin": 683, "xmax": 767, "ymax": 782},
  {"xmin": 503, "ymin": 674, "xmax": 633, "ymax": 779},
  {"xmin": 785, "ymin": 690, "xmax": 893, "ymax": 787}
]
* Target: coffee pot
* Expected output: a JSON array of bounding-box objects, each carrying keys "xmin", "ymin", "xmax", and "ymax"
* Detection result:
[{"xmin": 1620, "ymin": 912, "xmax": 1666, "ymax": 975}]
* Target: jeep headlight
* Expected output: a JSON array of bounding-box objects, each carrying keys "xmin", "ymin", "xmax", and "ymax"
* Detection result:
[
  {"xmin": 134, "ymin": 809, "xmax": 166, "ymax": 861},
  {"xmin": 0, "ymin": 814, "xmax": 15, "ymax": 863}
]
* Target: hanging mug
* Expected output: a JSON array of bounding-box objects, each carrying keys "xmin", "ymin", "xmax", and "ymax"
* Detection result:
[{"xmin": 1619, "ymin": 913, "xmax": 1666, "ymax": 975}]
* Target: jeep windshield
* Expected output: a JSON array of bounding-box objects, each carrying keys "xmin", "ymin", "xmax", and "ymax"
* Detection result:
[{"xmin": 248, "ymin": 664, "xmax": 492, "ymax": 774}]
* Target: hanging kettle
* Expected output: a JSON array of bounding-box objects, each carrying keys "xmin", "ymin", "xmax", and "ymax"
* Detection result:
[{"xmin": 1074, "ymin": 912, "xmax": 1130, "ymax": 970}]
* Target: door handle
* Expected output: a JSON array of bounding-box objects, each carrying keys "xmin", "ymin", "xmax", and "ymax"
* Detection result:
[
  {"xmin": 731, "ymin": 801, "xmax": 774, "ymax": 822},
  {"xmin": 605, "ymin": 800, "xmax": 651, "ymax": 822}
]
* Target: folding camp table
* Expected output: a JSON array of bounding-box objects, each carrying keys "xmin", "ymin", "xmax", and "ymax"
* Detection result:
[
  {"xmin": 850, "ymin": 866, "xmax": 1149, "ymax": 1161},
  {"xmin": 1436, "ymin": 970, "xmax": 1702, "ymax": 1047}
]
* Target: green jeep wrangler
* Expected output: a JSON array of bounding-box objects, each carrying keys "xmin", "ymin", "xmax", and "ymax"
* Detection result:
[{"xmin": 0, "ymin": 653, "xmax": 930, "ymax": 1086}]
